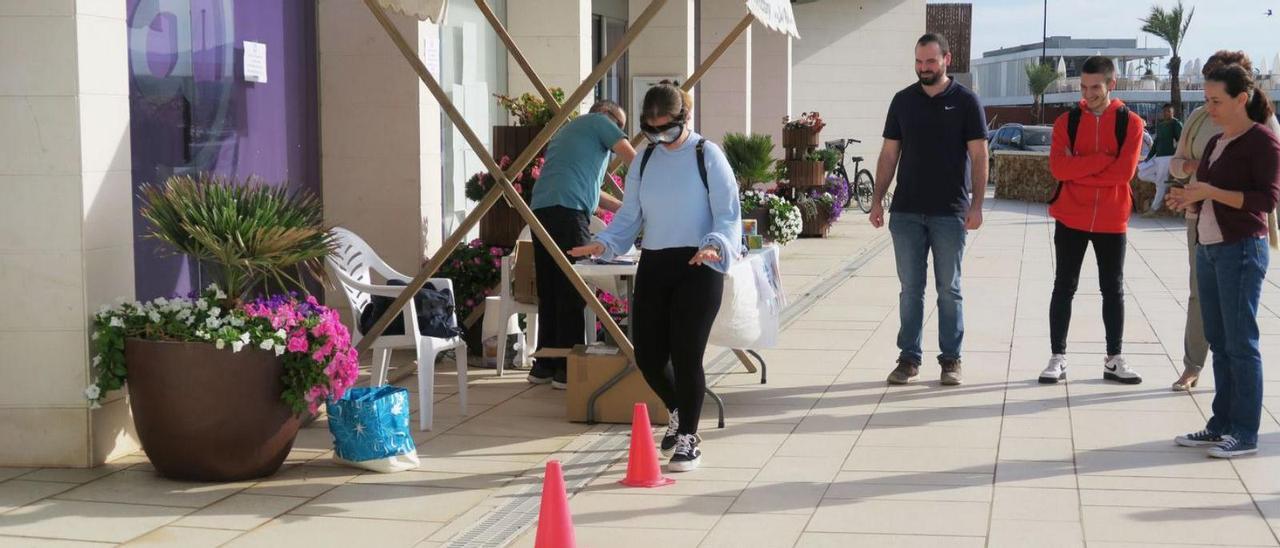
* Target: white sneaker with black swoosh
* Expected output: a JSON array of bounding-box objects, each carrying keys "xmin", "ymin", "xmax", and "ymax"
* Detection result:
[{"xmin": 1102, "ymin": 355, "xmax": 1141, "ymax": 384}]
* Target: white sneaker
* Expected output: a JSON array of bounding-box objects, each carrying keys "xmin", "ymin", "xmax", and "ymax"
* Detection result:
[
  {"xmin": 668, "ymin": 433, "xmax": 702, "ymax": 472},
  {"xmin": 1039, "ymin": 354, "xmax": 1067, "ymax": 384},
  {"xmin": 1102, "ymin": 355, "xmax": 1142, "ymax": 384}
]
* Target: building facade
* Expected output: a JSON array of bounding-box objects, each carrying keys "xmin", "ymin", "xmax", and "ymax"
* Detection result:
[{"xmin": 0, "ymin": 0, "xmax": 922, "ymax": 467}]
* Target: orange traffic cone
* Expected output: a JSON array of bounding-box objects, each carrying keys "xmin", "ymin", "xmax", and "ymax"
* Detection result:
[
  {"xmin": 619, "ymin": 402, "xmax": 676, "ymax": 488},
  {"xmin": 534, "ymin": 460, "xmax": 575, "ymax": 548}
]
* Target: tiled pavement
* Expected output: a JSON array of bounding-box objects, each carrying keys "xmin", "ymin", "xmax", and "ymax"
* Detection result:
[{"xmin": 4, "ymin": 193, "xmax": 1280, "ymax": 547}]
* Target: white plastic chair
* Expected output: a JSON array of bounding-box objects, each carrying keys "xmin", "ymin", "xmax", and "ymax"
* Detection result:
[
  {"xmin": 326, "ymin": 227, "xmax": 467, "ymax": 431},
  {"xmin": 496, "ymin": 254, "xmax": 538, "ymax": 375}
]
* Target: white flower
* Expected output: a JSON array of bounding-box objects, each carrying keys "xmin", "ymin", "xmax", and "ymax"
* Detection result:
[
  {"xmin": 209, "ymin": 307, "xmax": 222, "ymax": 317},
  {"xmin": 89, "ymin": 400, "xmax": 102, "ymax": 410},
  {"xmin": 196, "ymin": 299, "xmax": 209, "ymax": 311},
  {"xmin": 91, "ymin": 331, "xmax": 99, "ymax": 340},
  {"xmin": 92, "ymin": 356, "xmax": 101, "ymax": 367},
  {"xmin": 83, "ymin": 385, "xmax": 101, "ymax": 400},
  {"xmin": 148, "ymin": 311, "xmax": 161, "ymax": 323},
  {"xmin": 260, "ymin": 339, "xmax": 274, "ymax": 351},
  {"xmin": 231, "ymin": 341, "xmax": 245, "ymax": 352},
  {"xmin": 205, "ymin": 317, "xmax": 222, "ymax": 329},
  {"xmin": 228, "ymin": 317, "xmax": 244, "ymax": 328},
  {"xmin": 274, "ymin": 345, "xmax": 285, "ymax": 356},
  {"xmin": 154, "ymin": 297, "xmax": 169, "ymax": 307},
  {"xmin": 275, "ymin": 329, "xmax": 287, "ymax": 340},
  {"xmin": 109, "ymin": 317, "xmax": 124, "ymax": 328},
  {"xmin": 239, "ymin": 332, "xmax": 251, "ymax": 344},
  {"xmin": 98, "ymin": 305, "xmax": 111, "ymax": 315},
  {"xmin": 215, "ymin": 338, "xmax": 226, "ymax": 350},
  {"xmin": 195, "ymin": 330, "xmax": 208, "ymax": 339}
]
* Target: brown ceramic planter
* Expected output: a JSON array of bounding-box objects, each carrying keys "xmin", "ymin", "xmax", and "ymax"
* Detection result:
[{"xmin": 125, "ymin": 339, "xmax": 301, "ymax": 482}]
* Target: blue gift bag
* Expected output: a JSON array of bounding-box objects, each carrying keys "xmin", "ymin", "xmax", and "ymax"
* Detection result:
[{"xmin": 327, "ymin": 386, "xmax": 420, "ymax": 472}]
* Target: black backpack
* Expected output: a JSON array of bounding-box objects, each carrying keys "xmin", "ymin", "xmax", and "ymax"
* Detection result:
[
  {"xmin": 638, "ymin": 138, "xmax": 709, "ymax": 190},
  {"xmin": 1066, "ymin": 104, "xmax": 1130, "ymax": 153},
  {"xmin": 358, "ymin": 280, "xmax": 462, "ymax": 339}
]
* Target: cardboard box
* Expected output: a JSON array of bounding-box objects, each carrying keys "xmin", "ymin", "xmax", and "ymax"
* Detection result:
[
  {"xmin": 512, "ymin": 240, "xmax": 538, "ymax": 305},
  {"xmin": 564, "ymin": 345, "xmax": 668, "ymax": 425}
]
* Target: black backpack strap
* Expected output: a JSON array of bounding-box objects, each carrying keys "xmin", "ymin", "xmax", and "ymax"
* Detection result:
[
  {"xmin": 695, "ymin": 139, "xmax": 708, "ymax": 191},
  {"xmin": 1114, "ymin": 105, "xmax": 1130, "ymax": 150},
  {"xmin": 638, "ymin": 144, "xmax": 657, "ymax": 180},
  {"xmin": 1067, "ymin": 106, "xmax": 1083, "ymax": 152}
]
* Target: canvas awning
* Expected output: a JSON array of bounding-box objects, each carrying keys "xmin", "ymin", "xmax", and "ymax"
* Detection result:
[
  {"xmin": 746, "ymin": 0, "xmax": 800, "ymax": 39},
  {"xmin": 375, "ymin": 0, "xmax": 448, "ymax": 23}
]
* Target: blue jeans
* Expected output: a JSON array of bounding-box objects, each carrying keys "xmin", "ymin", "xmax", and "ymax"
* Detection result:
[
  {"xmin": 889, "ymin": 213, "xmax": 967, "ymax": 364},
  {"xmin": 1198, "ymin": 237, "xmax": 1268, "ymax": 445}
]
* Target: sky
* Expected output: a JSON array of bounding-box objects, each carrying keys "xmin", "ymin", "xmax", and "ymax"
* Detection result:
[{"xmin": 951, "ymin": 0, "xmax": 1280, "ymax": 72}]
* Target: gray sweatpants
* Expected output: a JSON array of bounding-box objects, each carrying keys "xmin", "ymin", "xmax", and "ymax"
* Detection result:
[{"xmin": 1184, "ymin": 216, "xmax": 1210, "ymax": 372}]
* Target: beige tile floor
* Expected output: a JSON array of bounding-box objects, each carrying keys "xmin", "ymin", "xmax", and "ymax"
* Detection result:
[{"xmin": 4, "ymin": 194, "xmax": 1280, "ymax": 547}]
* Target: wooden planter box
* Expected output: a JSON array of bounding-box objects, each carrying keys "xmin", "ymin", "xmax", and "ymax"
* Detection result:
[
  {"xmin": 479, "ymin": 199, "xmax": 526, "ymax": 248},
  {"xmin": 782, "ymin": 127, "xmax": 820, "ymax": 148},
  {"xmin": 800, "ymin": 211, "xmax": 832, "ymax": 238},
  {"xmin": 492, "ymin": 125, "xmax": 546, "ymax": 164},
  {"xmin": 785, "ymin": 160, "xmax": 826, "ymax": 187}
]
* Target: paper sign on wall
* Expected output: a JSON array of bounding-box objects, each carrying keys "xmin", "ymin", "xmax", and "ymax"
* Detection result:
[{"xmin": 244, "ymin": 41, "xmax": 267, "ymax": 83}]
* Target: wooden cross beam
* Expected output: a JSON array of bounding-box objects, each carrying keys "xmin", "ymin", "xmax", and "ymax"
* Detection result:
[{"xmin": 356, "ymin": 0, "xmax": 671, "ymax": 365}]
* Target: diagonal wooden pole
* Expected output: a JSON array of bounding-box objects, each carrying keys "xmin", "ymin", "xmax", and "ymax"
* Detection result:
[
  {"xmin": 474, "ymin": 0, "xmax": 561, "ymax": 109},
  {"xmin": 356, "ymin": 0, "xmax": 669, "ymax": 361}
]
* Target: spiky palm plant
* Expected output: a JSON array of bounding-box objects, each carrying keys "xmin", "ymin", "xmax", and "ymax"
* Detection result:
[
  {"xmin": 139, "ymin": 174, "xmax": 334, "ymax": 304},
  {"xmin": 723, "ymin": 133, "xmax": 777, "ymax": 191},
  {"xmin": 1142, "ymin": 0, "xmax": 1195, "ymax": 117},
  {"xmin": 1025, "ymin": 62, "xmax": 1061, "ymax": 124}
]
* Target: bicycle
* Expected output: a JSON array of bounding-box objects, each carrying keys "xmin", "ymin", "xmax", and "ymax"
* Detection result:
[{"xmin": 825, "ymin": 138, "xmax": 889, "ymax": 213}]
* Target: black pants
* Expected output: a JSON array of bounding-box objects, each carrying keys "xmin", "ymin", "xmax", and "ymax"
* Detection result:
[
  {"xmin": 1050, "ymin": 221, "xmax": 1126, "ymax": 356},
  {"xmin": 532, "ymin": 206, "xmax": 592, "ymax": 372},
  {"xmin": 632, "ymin": 247, "xmax": 724, "ymax": 435}
]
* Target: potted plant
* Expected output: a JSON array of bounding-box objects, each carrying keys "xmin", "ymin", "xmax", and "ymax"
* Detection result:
[
  {"xmin": 722, "ymin": 132, "xmax": 777, "ymax": 193},
  {"xmin": 796, "ymin": 191, "xmax": 839, "ymax": 238},
  {"xmin": 492, "ymin": 87, "xmax": 568, "ymax": 162},
  {"xmin": 437, "ymin": 239, "xmax": 506, "ymax": 354},
  {"xmin": 782, "ymin": 111, "xmax": 826, "ymax": 148},
  {"xmin": 86, "ymin": 174, "xmax": 356, "ymax": 482},
  {"xmin": 467, "ymin": 155, "xmax": 546, "ymax": 248},
  {"xmin": 741, "ymin": 190, "xmax": 803, "ymax": 245}
]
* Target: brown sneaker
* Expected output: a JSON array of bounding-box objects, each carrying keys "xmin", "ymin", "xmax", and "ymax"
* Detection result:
[
  {"xmin": 886, "ymin": 359, "xmax": 920, "ymax": 385},
  {"xmin": 940, "ymin": 358, "xmax": 963, "ymax": 386}
]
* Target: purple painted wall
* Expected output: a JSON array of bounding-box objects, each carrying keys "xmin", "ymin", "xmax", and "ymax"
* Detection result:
[{"xmin": 126, "ymin": 0, "xmax": 319, "ymax": 300}]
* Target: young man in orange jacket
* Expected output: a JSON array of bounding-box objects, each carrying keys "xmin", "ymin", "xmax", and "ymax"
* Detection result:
[{"xmin": 1039, "ymin": 56, "xmax": 1145, "ymax": 385}]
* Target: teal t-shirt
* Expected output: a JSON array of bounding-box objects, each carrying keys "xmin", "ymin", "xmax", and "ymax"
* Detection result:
[{"xmin": 530, "ymin": 113, "xmax": 626, "ymax": 213}]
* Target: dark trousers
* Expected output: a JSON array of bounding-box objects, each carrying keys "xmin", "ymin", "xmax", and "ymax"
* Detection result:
[
  {"xmin": 531, "ymin": 206, "xmax": 592, "ymax": 372},
  {"xmin": 632, "ymin": 247, "xmax": 724, "ymax": 435},
  {"xmin": 1050, "ymin": 221, "xmax": 1126, "ymax": 356}
]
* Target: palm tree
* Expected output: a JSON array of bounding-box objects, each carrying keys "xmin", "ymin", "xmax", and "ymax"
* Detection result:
[
  {"xmin": 1025, "ymin": 62, "xmax": 1060, "ymax": 124},
  {"xmin": 1141, "ymin": 0, "xmax": 1195, "ymax": 117}
]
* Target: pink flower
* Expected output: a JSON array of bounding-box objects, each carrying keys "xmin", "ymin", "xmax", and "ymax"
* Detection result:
[
  {"xmin": 513, "ymin": 183, "xmax": 523, "ymax": 195},
  {"xmin": 287, "ymin": 333, "xmax": 309, "ymax": 353},
  {"xmin": 531, "ymin": 166, "xmax": 541, "ymax": 179}
]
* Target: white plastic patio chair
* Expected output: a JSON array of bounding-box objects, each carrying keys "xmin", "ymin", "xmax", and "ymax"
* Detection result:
[
  {"xmin": 326, "ymin": 227, "xmax": 467, "ymax": 431},
  {"xmin": 496, "ymin": 254, "xmax": 538, "ymax": 376}
]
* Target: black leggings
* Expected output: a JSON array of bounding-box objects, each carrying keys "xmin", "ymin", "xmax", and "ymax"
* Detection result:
[
  {"xmin": 632, "ymin": 247, "xmax": 724, "ymax": 435},
  {"xmin": 1050, "ymin": 221, "xmax": 1126, "ymax": 356}
]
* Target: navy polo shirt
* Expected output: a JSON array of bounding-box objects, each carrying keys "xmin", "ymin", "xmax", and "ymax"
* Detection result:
[{"xmin": 882, "ymin": 79, "xmax": 987, "ymax": 216}]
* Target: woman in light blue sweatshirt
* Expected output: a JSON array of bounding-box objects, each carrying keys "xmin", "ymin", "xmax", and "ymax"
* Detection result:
[{"xmin": 570, "ymin": 84, "xmax": 741, "ymax": 472}]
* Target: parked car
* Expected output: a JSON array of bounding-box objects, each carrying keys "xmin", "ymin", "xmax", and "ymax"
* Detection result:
[{"xmin": 989, "ymin": 123, "xmax": 1052, "ymax": 153}]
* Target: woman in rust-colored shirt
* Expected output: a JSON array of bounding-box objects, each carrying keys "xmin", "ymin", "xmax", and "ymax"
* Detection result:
[{"xmin": 1168, "ymin": 64, "xmax": 1280, "ymax": 458}]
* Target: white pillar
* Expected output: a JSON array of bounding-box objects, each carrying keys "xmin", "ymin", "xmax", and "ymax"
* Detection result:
[
  {"xmin": 698, "ymin": 0, "xmax": 752, "ymax": 142},
  {"xmin": 752, "ymin": 21, "xmax": 791, "ymax": 156},
  {"xmin": 318, "ymin": 0, "xmax": 442, "ymax": 311},
  {"xmin": 0, "ymin": 1, "xmax": 138, "ymax": 466},
  {"xmin": 627, "ymin": 0, "xmax": 695, "ymax": 126},
  {"xmin": 507, "ymin": 0, "xmax": 593, "ymax": 114}
]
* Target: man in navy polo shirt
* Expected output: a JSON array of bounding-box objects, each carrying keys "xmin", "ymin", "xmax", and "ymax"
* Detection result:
[{"xmin": 870, "ymin": 33, "xmax": 989, "ymax": 387}]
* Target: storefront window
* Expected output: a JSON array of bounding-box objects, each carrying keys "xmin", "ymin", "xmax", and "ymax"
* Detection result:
[{"xmin": 126, "ymin": 0, "xmax": 318, "ymax": 299}]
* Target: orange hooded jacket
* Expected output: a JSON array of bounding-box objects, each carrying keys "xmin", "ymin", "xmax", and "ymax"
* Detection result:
[{"xmin": 1048, "ymin": 99, "xmax": 1145, "ymax": 234}]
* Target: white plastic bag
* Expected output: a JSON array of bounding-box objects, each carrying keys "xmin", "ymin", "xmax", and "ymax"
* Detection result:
[{"xmin": 708, "ymin": 259, "xmax": 763, "ymax": 348}]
